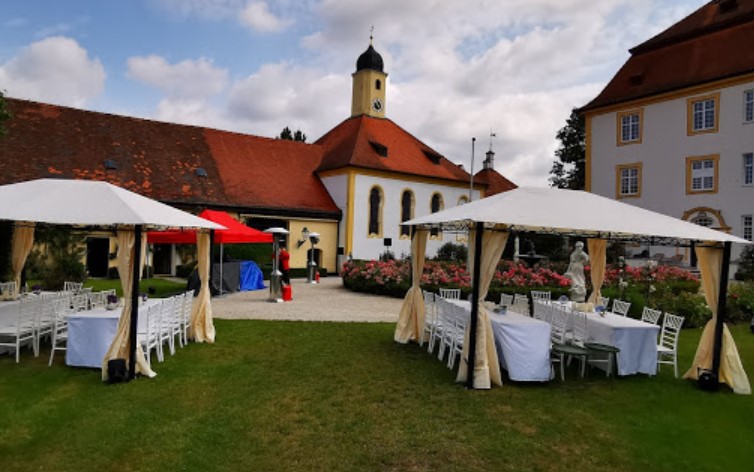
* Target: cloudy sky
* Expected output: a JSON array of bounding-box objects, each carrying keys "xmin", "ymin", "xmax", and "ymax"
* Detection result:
[{"xmin": 0, "ymin": 0, "xmax": 703, "ymax": 186}]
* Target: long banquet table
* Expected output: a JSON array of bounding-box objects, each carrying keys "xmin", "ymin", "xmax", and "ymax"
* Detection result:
[
  {"xmin": 66, "ymin": 299, "xmax": 162, "ymax": 368},
  {"xmin": 534, "ymin": 302, "xmax": 660, "ymax": 376},
  {"xmin": 448, "ymin": 299, "xmax": 552, "ymax": 382}
]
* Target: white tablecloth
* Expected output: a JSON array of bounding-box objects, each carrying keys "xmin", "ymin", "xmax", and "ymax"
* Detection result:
[
  {"xmin": 66, "ymin": 299, "xmax": 161, "ymax": 368},
  {"xmin": 448, "ymin": 300, "xmax": 552, "ymax": 382},
  {"xmin": 535, "ymin": 302, "xmax": 660, "ymax": 376},
  {"xmin": 579, "ymin": 311, "xmax": 659, "ymax": 376}
]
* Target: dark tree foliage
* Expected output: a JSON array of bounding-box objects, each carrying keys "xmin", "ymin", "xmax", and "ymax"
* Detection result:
[
  {"xmin": 0, "ymin": 90, "xmax": 11, "ymax": 137},
  {"xmin": 549, "ymin": 108, "xmax": 585, "ymax": 190},
  {"xmin": 279, "ymin": 126, "xmax": 307, "ymax": 143},
  {"xmin": 434, "ymin": 242, "xmax": 468, "ymax": 262}
]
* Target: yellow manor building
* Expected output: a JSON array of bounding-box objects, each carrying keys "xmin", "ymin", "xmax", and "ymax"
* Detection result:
[{"xmin": 0, "ymin": 42, "xmax": 516, "ymax": 276}]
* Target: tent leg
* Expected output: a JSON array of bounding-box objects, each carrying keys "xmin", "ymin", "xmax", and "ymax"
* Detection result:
[
  {"xmin": 220, "ymin": 244, "xmax": 224, "ymax": 296},
  {"xmin": 712, "ymin": 241, "xmax": 732, "ymax": 381},
  {"xmin": 128, "ymin": 225, "xmax": 142, "ymax": 381},
  {"xmin": 466, "ymin": 222, "xmax": 484, "ymax": 389}
]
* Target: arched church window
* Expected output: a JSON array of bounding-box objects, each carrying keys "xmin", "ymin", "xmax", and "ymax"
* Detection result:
[
  {"xmin": 430, "ymin": 193, "xmax": 443, "ymax": 238},
  {"xmin": 368, "ymin": 186, "xmax": 383, "ymax": 237},
  {"xmin": 375, "ymin": 79, "xmax": 381, "ymax": 90},
  {"xmin": 400, "ymin": 190, "xmax": 414, "ymax": 238}
]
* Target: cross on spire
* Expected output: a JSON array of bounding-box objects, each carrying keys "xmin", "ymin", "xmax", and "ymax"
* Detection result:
[{"xmin": 370, "ymin": 25, "xmax": 374, "ymax": 45}]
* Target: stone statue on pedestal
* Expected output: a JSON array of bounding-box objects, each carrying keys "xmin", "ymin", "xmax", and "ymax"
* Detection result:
[{"xmin": 564, "ymin": 241, "xmax": 589, "ymax": 302}]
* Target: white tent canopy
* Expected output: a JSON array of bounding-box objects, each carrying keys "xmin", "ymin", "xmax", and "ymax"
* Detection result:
[
  {"xmin": 0, "ymin": 178, "xmax": 225, "ymax": 382},
  {"xmin": 0, "ymin": 178, "xmax": 225, "ymax": 230},
  {"xmin": 405, "ymin": 187, "xmax": 749, "ymax": 245},
  {"xmin": 400, "ymin": 187, "xmax": 750, "ymax": 393}
]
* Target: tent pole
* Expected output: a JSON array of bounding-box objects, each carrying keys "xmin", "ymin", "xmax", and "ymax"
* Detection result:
[
  {"xmin": 208, "ymin": 230, "xmax": 215, "ymax": 297},
  {"xmin": 466, "ymin": 221, "xmax": 483, "ymax": 389},
  {"xmin": 712, "ymin": 241, "xmax": 731, "ymax": 380},
  {"xmin": 128, "ymin": 225, "xmax": 142, "ymax": 381},
  {"xmin": 220, "ymin": 243, "xmax": 224, "ymax": 296}
]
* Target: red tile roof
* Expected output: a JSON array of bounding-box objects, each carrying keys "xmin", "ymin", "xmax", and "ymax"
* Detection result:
[
  {"xmin": 582, "ymin": 0, "xmax": 754, "ymax": 112},
  {"xmin": 0, "ymin": 98, "xmax": 341, "ymax": 218},
  {"xmin": 474, "ymin": 168, "xmax": 517, "ymax": 196},
  {"xmin": 315, "ymin": 115, "xmax": 472, "ymax": 183},
  {"xmin": 0, "ymin": 98, "xmax": 518, "ymax": 217}
]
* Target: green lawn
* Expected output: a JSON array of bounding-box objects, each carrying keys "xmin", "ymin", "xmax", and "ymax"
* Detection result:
[
  {"xmin": 83, "ymin": 277, "xmax": 188, "ymax": 298},
  {"xmin": 1, "ymin": 321, "xmax": 753, "ymax": 472}
]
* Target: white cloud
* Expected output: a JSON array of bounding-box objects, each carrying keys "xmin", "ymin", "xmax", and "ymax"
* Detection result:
[
  {"xmin": 134, "ymin": 0, "xmax": 702, "ymax": 186},
  {"xmin": 126, "ymin": 55, "xmax": 229, "ymax": 98},
  {"xmin": 0, "ymin": 36, "xmax": 105, "ymax": 107},
  {"xmin": 238, "ymin": 1, "xmax": 293, "ymax": 33}
]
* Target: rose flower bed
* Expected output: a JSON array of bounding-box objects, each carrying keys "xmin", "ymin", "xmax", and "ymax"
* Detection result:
[{"xmin": 341, "ymin": 259, "xmax": 715, "ymax": 327}]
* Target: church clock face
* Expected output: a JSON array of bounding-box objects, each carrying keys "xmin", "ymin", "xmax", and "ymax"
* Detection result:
[{"xmin": 371, "ymin": 97, "xmax": 383, "ymax": 112}]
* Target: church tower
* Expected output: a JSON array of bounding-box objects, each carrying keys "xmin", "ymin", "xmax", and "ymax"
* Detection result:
[{"xmin": 351, "ymin": 38, "xmax": 387, "ymax": 118}]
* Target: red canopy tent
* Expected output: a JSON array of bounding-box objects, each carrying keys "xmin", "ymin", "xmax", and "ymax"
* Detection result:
[
  {"xmin": 148, "ymin": 210, "xmax": 272, "ymax": 295},
  {"xmin": 147, "ymin": 209, "xmax": 272, "ymax": 244}
]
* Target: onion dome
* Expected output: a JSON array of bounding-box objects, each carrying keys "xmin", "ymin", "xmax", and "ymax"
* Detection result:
[{"xmin": 356, "ymin": 44, "xmax": 384, "ymax": 72}]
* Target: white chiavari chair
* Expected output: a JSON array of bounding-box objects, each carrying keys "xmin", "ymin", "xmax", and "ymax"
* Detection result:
[
  {"xmin": 48, "ymin": 298, "xmax": 72, "ymax": 366},
  {"xmin": 612, "ymin": 299, "xmax": 631, "ymax": 317},
  {"xmin": 447, "ymin": 304, "xmax": 468, "ymax": 370},
  {"xmin": 420, "ymin": 291, "xmax": 436, "ymax": 347},
  {"xmin": 641, "ymin": 306, "xmax": 662, "ymax": 325},
  {"xmin": 657, "ymin": 313, "xmax": 684, "ymax": 378},
  {"xmin": 439, "ymin": 288, "xmax": 461, "ymax": 300},
  {"xmin": 0, "ymin": 295, "xmax": 38, "ymax": 362},
  {"xmin": 140, "ymin": 302, "xmax": 163, "ymax": 366}
]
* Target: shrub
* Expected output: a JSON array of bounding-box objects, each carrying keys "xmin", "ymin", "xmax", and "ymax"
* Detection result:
[
  {"xmin": 176, "ymin": 260, "xmax": 198, "ymax": 278},
  {"xmin": 735, "ymin": 246, "xmax": 754, "ymax": 281},
  {"xmin": 728, "ymin": 281, "xmax": 754, "ymax": 324},
  {"xmin": 434, "ymin": 242, "xmax": 468, "ymax": 262}
]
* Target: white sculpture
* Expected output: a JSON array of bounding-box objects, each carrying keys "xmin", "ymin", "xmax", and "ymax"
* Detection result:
[{"xmin": 564, "ymin": 241, "xmax": 589, "ymax": 302}]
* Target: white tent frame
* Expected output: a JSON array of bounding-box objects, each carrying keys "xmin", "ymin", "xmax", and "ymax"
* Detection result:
[
  {"xmin": 0, "ymin": 179, "xmax": 225, "ymax": 381},
  {"xmin": 404, "ymin": 187, "xmax": 750, "ymax": 389}
]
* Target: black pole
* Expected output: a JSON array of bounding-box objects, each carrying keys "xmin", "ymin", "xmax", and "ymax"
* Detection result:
[
  {"xmin": 208, "ymin": 229, "xmax": 215, "ymax": 297},
  {"xmin": 465, "ymin": 222, "xmax": 484, "ymax": 389},
  {"xmin": 712, "ymin": 241, "xmax": 732, "ymax": 380},
  {"xmin": 128, "ymin": 225, "xmax": 143, "ymax": 381}
]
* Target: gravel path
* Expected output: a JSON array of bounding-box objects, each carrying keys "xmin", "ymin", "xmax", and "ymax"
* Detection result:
[{"xmin": 212, "ymin": 277, "xmax": 402, "ymax": 323}]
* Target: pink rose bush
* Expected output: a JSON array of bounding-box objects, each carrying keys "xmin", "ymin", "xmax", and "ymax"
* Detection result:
[{"xmin": 341, "ymin": 259, "xmax": 700, "ymax": 304}]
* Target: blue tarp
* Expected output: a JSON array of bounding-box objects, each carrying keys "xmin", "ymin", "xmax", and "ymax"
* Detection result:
[{"xmin": 239, "ymin": 261, "xmax": 266, "ymax": 291}]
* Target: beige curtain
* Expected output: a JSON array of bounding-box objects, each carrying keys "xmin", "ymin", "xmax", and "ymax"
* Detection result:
[
  {"xmin": 586, "ymin": 238, "xmax": 607, "ymax": 305},
  {"xmin": 102, "ymin": 229, "xmax": 156, "ymax": 381},
  {"xmin": 394, "ymin": 229, "xmax": 429, "ymax": 343},
  {"xmin": 456, "ymin": 228, "xmax": 508, "ymax": 389},
  {"xmin": 10, "ymin": 223, "xmax": 35, "ymax": 297},
  {"xmin": 190, "ymin": 231, "xmax": 215, "ymax": 343},
  {"xmin": 683, "ymin": 246, "xmax": 750, "ymax": 394}
]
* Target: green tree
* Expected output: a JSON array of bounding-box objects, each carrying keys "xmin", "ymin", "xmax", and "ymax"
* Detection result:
[
  {"xmin": 278, "ymin": 126, "xmax": 307, "ymax": 143},
  {"xmin": 0, "ymin": 90, "xmax": 11, "ymax": 137},
  {"xmin": 549, "ymin": 108, "xmax": 585, "ymax": 190}
]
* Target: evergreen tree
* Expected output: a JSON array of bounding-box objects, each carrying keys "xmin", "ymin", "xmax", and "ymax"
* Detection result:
[
  {"xmin": 549, "ymin": 108, "xmax": 585, "ymax": 190},
  {"xmin": 0, "ymin": 91, "xmax": 11, "ymax": 137},
  {"xmin": 279, "ymin": 126, "xmax": 307, "ymax": 142}
]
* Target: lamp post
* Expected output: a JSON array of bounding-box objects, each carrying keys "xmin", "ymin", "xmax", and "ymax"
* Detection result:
[
  {"xmin": 264, "ymin": 227, "xmax": 289, "ymax": 302},
  {"xmin": 307, "ymin": 232, "xmax": 320, "ymax": 283},
  {"xmin": 468, "ymin": 137, "xmax": 476, "ymax": 202}
]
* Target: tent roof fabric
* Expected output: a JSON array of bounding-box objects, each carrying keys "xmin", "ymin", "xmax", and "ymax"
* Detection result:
[
  {"xmin": 0, "ymin": 179, "xmax": 225, "ymax": 230},
  {"xmin": 147, "ymin": 209, "xmax": 272, "ymax": 244},
  {"xmin": 404, "ymin": 187, "xmax": 750, "ymax": 245}
]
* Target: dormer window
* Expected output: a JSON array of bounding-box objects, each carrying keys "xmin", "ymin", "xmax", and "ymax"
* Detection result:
[
  {"xmin": 369, "ymin": 141, "xmax": 388, "ymax": 157},
  {"xmin": 423, "ymin": 149, "xmax": 441, "ymax": 164},
  {"xmin": 196, "ymin": 168, "xmax": 208, "ymax": 178},
  {"xmin": 103, "ymin": 159, "xmax": 117, "ymax": 170}
]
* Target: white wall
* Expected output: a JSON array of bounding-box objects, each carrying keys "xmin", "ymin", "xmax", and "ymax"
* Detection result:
[
  {"xmin": 320, "ymin": 174, "xmax": 349, "ymax": 251},
  {"xmin": 590, "ymin": 80, "xmax": 754, "ymax": 263},
  {"xmin": 351, "ymin": 174, "xmax": 481, "ymax": 260}
]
